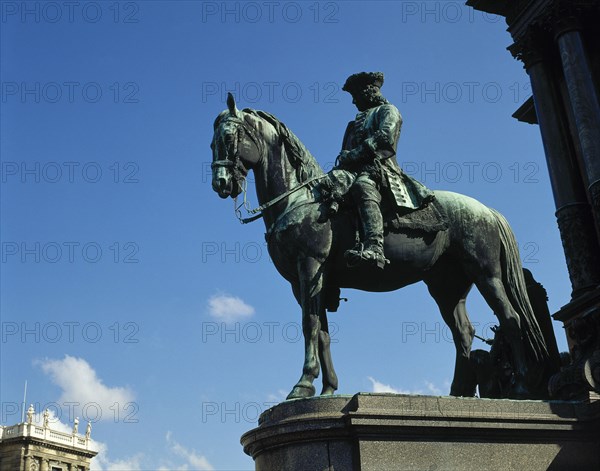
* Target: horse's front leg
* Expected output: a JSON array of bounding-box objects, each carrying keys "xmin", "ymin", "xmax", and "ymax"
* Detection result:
[
  {"xmin": 287, "ymin": 257, "xmax": 324, "ymax": 400},
  {"xmin": 318, "ymin": 311, "xmax": 338, "ymax": 395}
]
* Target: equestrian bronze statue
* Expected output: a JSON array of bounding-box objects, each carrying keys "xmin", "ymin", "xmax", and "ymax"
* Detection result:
[{"xmin": 210, "ymin": 72, "xmax": 559, "ymax": 400}]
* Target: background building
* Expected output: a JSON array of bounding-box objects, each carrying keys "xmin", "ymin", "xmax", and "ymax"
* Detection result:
[{"xmin": 0, "ymin": 405, "xmax": 97, "ymax": 471}]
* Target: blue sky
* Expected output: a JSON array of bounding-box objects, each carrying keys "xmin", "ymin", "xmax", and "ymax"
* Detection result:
[{"xmin": 1, "ymin": 1, "xmax": 571, "ymax": 469}]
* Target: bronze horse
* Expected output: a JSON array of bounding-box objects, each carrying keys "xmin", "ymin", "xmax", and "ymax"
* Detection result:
[{"xmin": 211, "ymin": 93, "xmax": 555, "ymax": 399}]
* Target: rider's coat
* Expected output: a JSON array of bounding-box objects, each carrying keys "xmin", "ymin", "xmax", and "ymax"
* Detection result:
[{"xmin": 341, "ymin": 103, "xmax": 434, "ymax": 210}]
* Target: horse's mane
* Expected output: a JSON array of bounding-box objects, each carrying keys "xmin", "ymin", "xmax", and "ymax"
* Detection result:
[{"xmin": 243, "ymin": 109, "xmax": 323, "ymax": 182}]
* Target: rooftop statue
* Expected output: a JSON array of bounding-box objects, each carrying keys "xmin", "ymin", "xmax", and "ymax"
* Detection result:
[
  {"xmin": 26, "ymin": 404, "xmax": 34, "ymax": 424},
  {"xmin": 210, "ymin": 72, "xmax": 559, "ymax": 399}
]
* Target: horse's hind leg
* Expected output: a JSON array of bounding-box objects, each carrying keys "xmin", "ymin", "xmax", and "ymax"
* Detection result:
[
  {"xmin": 425, "ymin": 270, "xmax": 475, "ymax": 397},
  {"xmin": 473, "ymin": 274, "xmax": 529, "ymax": 395},
  {"xmin": 318, "ymin": 311, "xmax": 338, "ymax": 395}
]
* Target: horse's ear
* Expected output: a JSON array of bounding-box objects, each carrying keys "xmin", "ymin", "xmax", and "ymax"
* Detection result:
[{"xmin": 227, "ymin": 93, "xmax": 238, "ymax": 116}]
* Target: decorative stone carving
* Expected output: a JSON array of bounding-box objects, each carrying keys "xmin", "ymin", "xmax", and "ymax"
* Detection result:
[
  {"xmin": 589, "ymin": 181, "xmax": 600, "ymax": 237},
  {"xmin": 550, "ymin": 300, "xmax": 600, "ymax": 398},
  {"xmin": 508, "ymin": 26, "xmax": 549, "ymax": 69},
  {"xmin": 556, "ymin": 204, "xmax": 600, "ymax": 296},
  {"xmin": 26, "ymin": 404, "xmax": 34, "ymax": 424}
]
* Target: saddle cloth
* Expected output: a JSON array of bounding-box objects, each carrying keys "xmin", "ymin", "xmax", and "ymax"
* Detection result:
[
  {"xmin": 383, "ymin": 199, "xmax": 448, "ymax": 234},
  {"xmin": 318, "ymin": 168, "xmax": 448, "ymax": 234}
]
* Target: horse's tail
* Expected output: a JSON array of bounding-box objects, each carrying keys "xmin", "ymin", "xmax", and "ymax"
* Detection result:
[{"xmin": 490, "ymin": 209, "xmax": 550, "ymax": 367}]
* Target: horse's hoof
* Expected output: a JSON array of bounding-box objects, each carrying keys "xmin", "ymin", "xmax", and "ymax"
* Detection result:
[
  {"xmin": 286, "ymin": 384, "xmax": 315, "ymax": 400},
  {"xmin": 449, "ymin": 386, "xmax": 476, "ymax": 398},
  {"xmin": 509, "ymin": 379, "xmax": 531, "ymax": 400},
  {"xmin": 321, "ymin": 386, "xmax": 336, "ymax": 396}
]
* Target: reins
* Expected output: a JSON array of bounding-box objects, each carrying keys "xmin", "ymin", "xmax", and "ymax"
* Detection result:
[{"xmin": 233, "ymin": 174, "xmax": 327, "ymax": 225}]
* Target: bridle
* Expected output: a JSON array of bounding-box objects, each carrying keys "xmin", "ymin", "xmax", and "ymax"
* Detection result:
[
  {"xmin": 211, "ymin": 115, "xmax": 264, "ymax": 223},
  {"xmin": 212, "ymin": 114, "xmax": 326, "ymax": 225},
  {"xmin": 211, "ymin": 115, "xmax": 261, "ymax": 183}
]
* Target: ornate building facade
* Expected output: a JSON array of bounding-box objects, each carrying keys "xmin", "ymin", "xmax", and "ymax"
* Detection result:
[{"xmin": 0, "ymin": 405, "xmax": 97, "ymax": 471}]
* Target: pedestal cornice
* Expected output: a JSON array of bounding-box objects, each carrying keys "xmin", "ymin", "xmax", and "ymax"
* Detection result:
[{"xmin": 242, "ymin": 394, "xmax": 600, "ymax": 470}]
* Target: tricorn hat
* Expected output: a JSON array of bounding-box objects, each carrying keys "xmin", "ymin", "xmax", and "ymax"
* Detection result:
[{"xmin": 342, "ymin": 72, "xmax": 385, "ymax": 96}]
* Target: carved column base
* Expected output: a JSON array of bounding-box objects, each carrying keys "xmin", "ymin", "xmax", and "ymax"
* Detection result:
[
  {"xmin": 589, "ymin": 179, "xmax": 600, "ymax": 240},
  {"xmin": 556, "ymin": 203, "xmax": 600, "ymax": 298},
  {"xmin": 549, "ymin": 349, "xmax": 600, "ymax": 398},
  {"xmin": 551, "ymin": 289, "xmax": 600, "ymax": 399}
]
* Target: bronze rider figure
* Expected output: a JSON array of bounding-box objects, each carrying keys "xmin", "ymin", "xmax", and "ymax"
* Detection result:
[{"xmin": 336, "ymin": 71, "xmax": 434, "ymax": 268}]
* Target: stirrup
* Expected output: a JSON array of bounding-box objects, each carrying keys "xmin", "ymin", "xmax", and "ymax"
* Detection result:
[{"xmin": 344, "ymin": 243, "xmax": 390, "ymax": 269}]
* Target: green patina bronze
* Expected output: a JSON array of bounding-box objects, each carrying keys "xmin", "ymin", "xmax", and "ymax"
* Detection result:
[{"xmin": 210, "ymin": 73, "xmax": 560, "ymax": 400}]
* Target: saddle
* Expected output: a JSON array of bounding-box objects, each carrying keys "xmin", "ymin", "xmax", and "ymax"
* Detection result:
[
  {"xmin": 383, "ymin": 201, "xmax": 448, "ymax": 235},
  {"xmin": 317, "ymin": 168, "xmax": 449, "ymax": 236}
]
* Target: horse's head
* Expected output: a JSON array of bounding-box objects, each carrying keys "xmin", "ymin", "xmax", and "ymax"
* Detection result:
[{"xmin": 211, "ymin": 93, "xmax": 264, "ymax": 199}]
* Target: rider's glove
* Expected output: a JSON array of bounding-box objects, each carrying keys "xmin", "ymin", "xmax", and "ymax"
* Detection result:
[{"xmin": 336, "ymin": 148, "xmax": 363, "ymax": 168}]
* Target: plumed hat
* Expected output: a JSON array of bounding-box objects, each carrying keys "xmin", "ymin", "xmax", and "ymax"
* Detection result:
[{"xmin": 342, "ymin": 72, "xmax": 384, "ymax": 96}]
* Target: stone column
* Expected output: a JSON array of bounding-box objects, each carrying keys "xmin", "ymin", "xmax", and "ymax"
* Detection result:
[
  {"xmin": 511, "ymin": 30, "xmax": 600, "ymax": 297},
  {"xmin": 24, "ymin": 454, "xmax": 37, "ymax": 470},
  {"xmin": 545, "ymin": 8, "xmax": 600, "ymax": 398},
  {"xmin": 555, "ymin": 19, "xmax": 600, "ymax": 239}
]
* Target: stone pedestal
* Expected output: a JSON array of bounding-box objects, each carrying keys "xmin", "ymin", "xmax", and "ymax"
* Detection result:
[
  {"xmin": 241, "ymin": 393, "xmax": 600, "ymax": 470},
  {"xmin": 550, "ymin": 289, "xmax": 600, "ymax": 399}
]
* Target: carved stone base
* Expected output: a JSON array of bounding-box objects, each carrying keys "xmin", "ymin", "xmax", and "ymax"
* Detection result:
[
  {"xmin": 241, "ymin": 394, "xmax": 600, "ymax": 470},
  {"xmin": 556, "ymin": 204, "xmax": 600, "ymax": 298},
  {"xmin": 590, "ymin": 179, "xmax": 600, "ymax": 241},
  {"xmin": 551, "ymin": 288, "xmax": 600, "ymax": 399}
]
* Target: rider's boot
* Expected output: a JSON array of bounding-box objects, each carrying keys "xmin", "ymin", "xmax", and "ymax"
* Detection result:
[{"xmin": 345, "ymin": 198, "xmax": 389, "ymax": 269}]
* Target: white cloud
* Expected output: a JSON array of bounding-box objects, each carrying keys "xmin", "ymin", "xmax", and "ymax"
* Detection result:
[
  {"xmin": 207, "ymin": 293, "xmax": 254, "ymax": 323},
  {"xmin": 163, "ymin": 431, "xmax": 214, "ymax": 471},
  {"xmin": 368, "ymin": 376, "xmax": 448, "ymax": 396},
  {"xmin": 35, "ymin": 358, "xmax": 212, "ymax": 471},
  {"xmin": 91, "ymin": 441, "xmax": 142, "ymax": 471},
  {"xmin": 266, "ymin": 389, "xmax": 288, "ymax": 403},
  {"xmin": 33, "ymin": 356, "xmax": 140, "ymax": 470},
  {"xmin": 368, "ymin": 376, "xmax": 409, "ymax": 394},
  {"xmin": 36, "ymin": 355, "xmax": 134, "ymax": 421},
  {"xmin": 424, "ymin": 381, "xmax": 443, "ymax": 396}
]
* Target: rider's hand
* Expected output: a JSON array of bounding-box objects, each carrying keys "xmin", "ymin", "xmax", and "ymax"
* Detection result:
[
  {"xmin": 337, "ymin": 149, "xmax": 361, "ymax": 168},
  {"xmin": 336, "ymin": 150, "xmax": 350, "ymax": 167}
]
